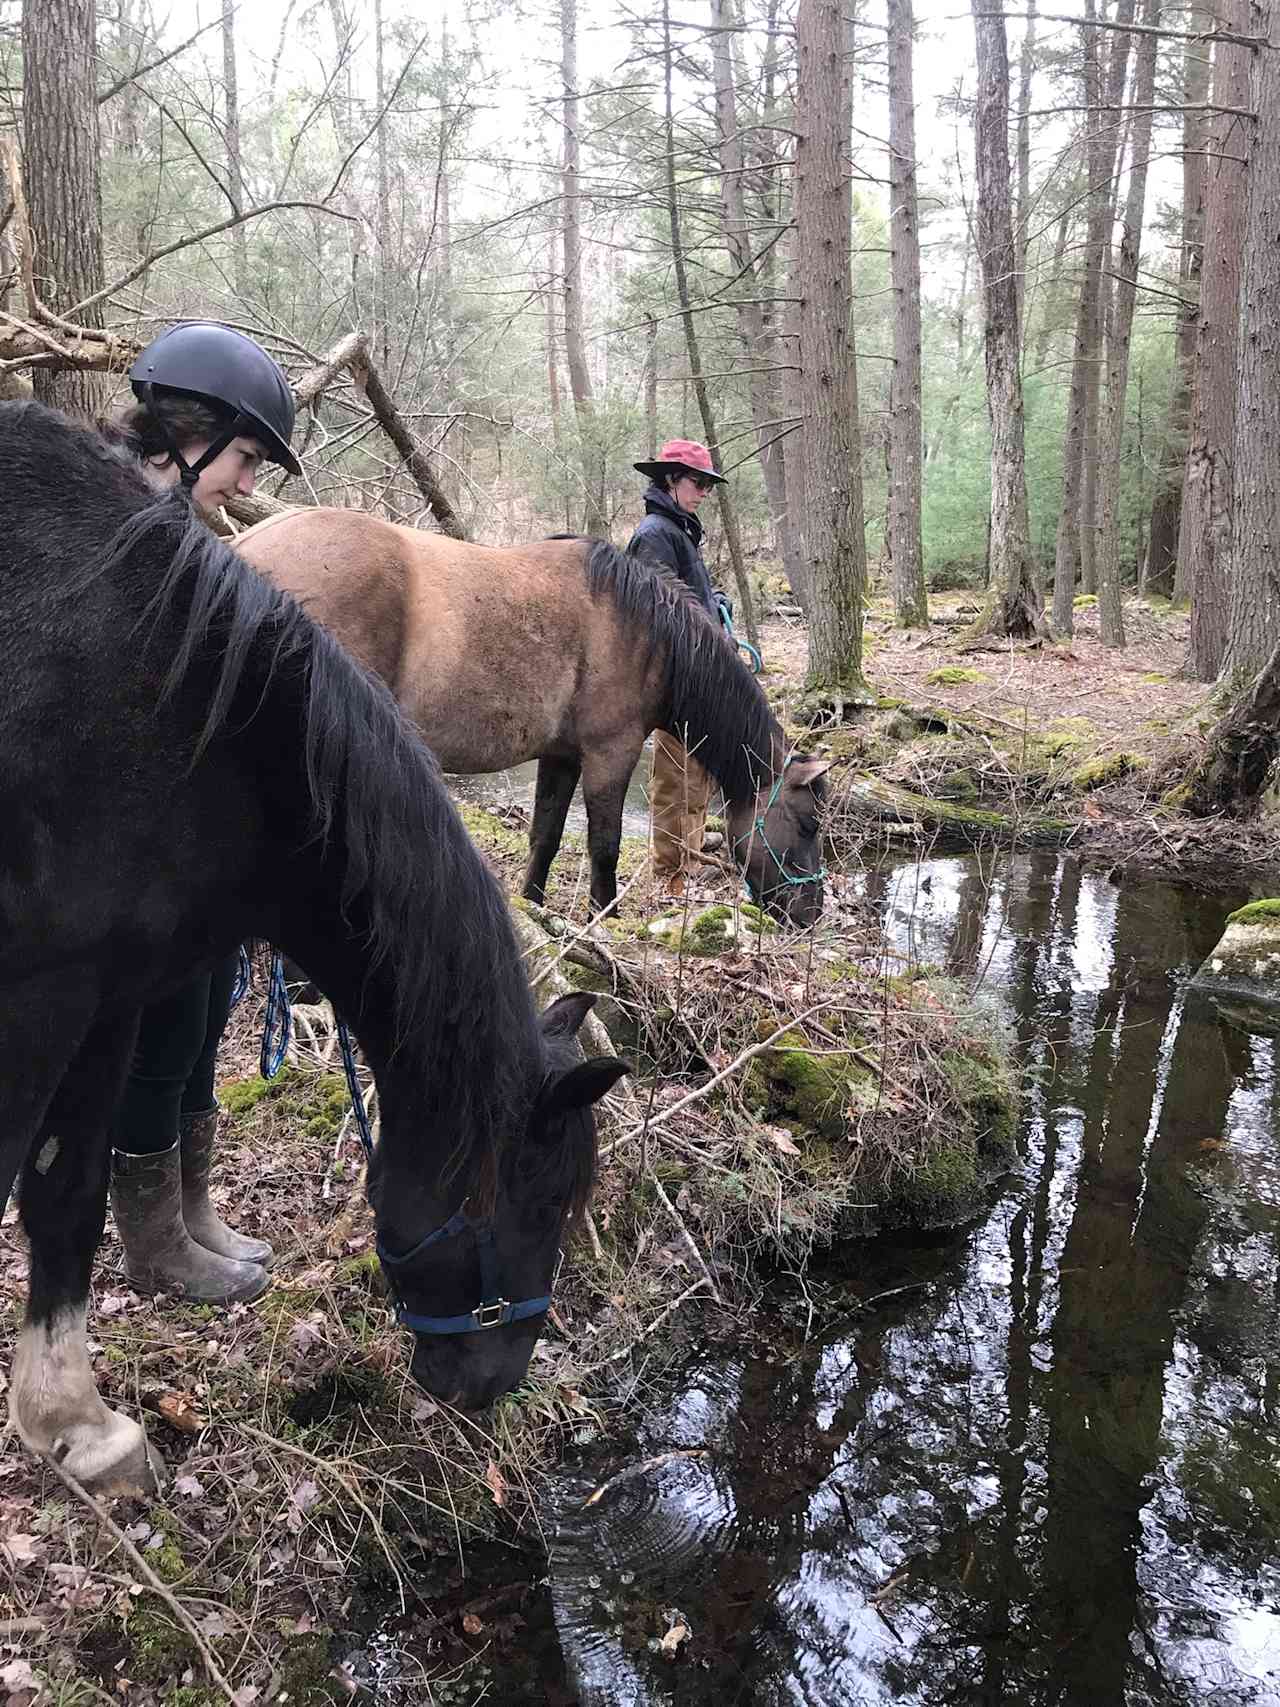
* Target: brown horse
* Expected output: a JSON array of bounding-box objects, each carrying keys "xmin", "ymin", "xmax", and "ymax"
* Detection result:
[{"xmin": 236, "ymin": 509, "xmax": 829, "ymax": 924}]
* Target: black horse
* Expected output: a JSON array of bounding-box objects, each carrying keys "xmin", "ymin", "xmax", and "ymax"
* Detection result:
[{"xmin": 0, "ymin": 403, "xmax": 626, "ymax": 1493}]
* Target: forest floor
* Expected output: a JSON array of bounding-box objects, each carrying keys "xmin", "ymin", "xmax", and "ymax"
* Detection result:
[
  {"xmin": 759, "ymin": 586, "xmax": 1280, "ymax": 888},
  {"xmin": 1, "ymin": 585, "xmax": 1273, "ymax": 1707}
]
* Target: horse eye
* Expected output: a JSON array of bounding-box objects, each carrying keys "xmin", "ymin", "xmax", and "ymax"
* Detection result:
[{"xmin": 797, "ymin": 815, "xmax": 819, "ymax": 838}]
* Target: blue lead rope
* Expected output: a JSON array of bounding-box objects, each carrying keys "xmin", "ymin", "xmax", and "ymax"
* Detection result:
[
  {"xmin": 337, "ymin": 1016, "xmax": 376, "ymax": 1163},
  {"xmin": 259, "ymin": 952, "xmax": 292, "ymax": 1080}
]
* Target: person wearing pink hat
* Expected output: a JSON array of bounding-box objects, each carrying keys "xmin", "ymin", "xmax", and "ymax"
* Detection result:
[{"xmin": 628, "ymin": 438, "xmax": 729, "ymax": 897}]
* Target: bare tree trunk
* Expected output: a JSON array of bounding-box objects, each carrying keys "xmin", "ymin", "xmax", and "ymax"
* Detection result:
[
  {"xmin": 1080, "ymin": 0, "xmax": 1135, "ymax": 598},
  {"xmin": 1014, "ymin": 0, "xmax": 1037, "ymax": 334},
  {"xmin": 1094, "ymin": 0, "xmax": 1160, "ymax": 649},
  {"xmin": 795, "ymin": 0, "xmax": 869, "ymax": 700},
  {"xmin": 222, "ymin": 0, "xmax": 248, "ymax": 302},
  {"xmin": 22, "ymin": 0, "xmax": 107, "ymax": 417},
  {"xmin": 968, "ymin": 0, "xmax": 1040, "ymax": 638},
  {"xmin": 373, "ymin": 0, "xmax": 391, "ymax": 365},
  {"xmin": 1144, "ymin": 12, "xmax": 1209, "ymax": 599},
  {"xmin": 886, "ymin": 0, "xmax": 927, "ymax": 627},
  {"xmin": 1187, "ymin": 641, "xmax": 1280, "ymax": 817},
  {"xmin": 710, "ymin": 0, "xmax": 802, "ymax": 606},
  {"xmin": 644, "ymin": 314, "xmax": 658, "ymax": 458},
  {"xmin": 1032, "ymin": 203, "xmax": 1071, "ymax": 372},
  {"xmin": 1180, "ymin": 0, "xmax": 1251, "ymax": 681},
  {"xmin": 560, "ymin": 0, "xmax": 605, "ymax": 535},
  {"xmin": 661, "ymin": 0, "xmax": 758, "ymax": 645},
  {"xmin": 1220, "ymin": 0, "xmax": 1280, "ymax": 687}
]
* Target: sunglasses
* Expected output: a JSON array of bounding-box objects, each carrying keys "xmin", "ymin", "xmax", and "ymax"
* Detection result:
[{"xmin": 680, "ymin": 472, "xmax": 716, "ymax": 492}]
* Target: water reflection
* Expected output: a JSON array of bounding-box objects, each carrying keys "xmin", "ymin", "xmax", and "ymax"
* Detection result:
[{"xmin": 550, "ymin": 856, "xmax": 1280, "ymax": 1705}]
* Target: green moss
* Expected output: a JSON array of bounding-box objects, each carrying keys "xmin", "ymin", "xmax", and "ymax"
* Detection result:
[
  {"xmin": 942, "ymin": 1049, "xmax": 1019, "ymax": 1158},
  {"xmin": 745, "ymin": 1025, "xmax": 874, "ymax": 1139},
  {"xmin": 1073, "ymin": 593, "xmax": 1098, "ymax": 609},
  {"xmin": 926, "ymin": 665, "xmax": 986, "ymax": 686},
  {"xmin": 1226, "ymin": 898, "xmax": 1280, "ymax": 925},
  {"xmin": 1069, "ymin": 751, "xmax": 1149, "ymax": 792},
  {"xmin": 649, "ymin": 903, "xmax": 775, "ymax": 956},
  {"xmin": 120, "ymin": 1608, "xmax": 198, "ymax": 1685},
  {"xmin": 456, "ymin": 801, "xmax": 527, "ymax": 858},
  {"xmin": 218, "ymin": 1065, "xmax": 349, "ymax": 1140},
  {"xmin": 1160, "ymin": 782, "xmax": 1193, "ymax": 813},
  {"xmin": 275, "ymin": 1632, "xmax": 345, "ymax": 1704},
  {"xmin": 1140, "ymin": 671, "xmax": 1170, "ymax": 685}
]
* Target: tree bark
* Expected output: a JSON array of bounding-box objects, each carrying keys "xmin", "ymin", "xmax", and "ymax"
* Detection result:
[
  {"xmin": 1187, "ymin": 639, "xmax": 1280, "ymax": 817},
  {"xmin": 1180, "ymin": 0, "xmax": 1252, "ymax": 681},
  {"xmin": 560, "ymin": 0, "xmax": 606, "ymax": 535},
  {"xmin": 886, "ymin": 0, "xmax": 927, "ymax": 627},
  {"xmin": 968, "ymin": 0, "xmax": 1041, "ymax": 638},
  {"xmin": 661, "ymin": 0, "xmax": 758, "ymax": 645},
  {"xmin": 373, "ymin": 0, "xmax": 391, "ymax": 365},
  {"xmin": 1094, "ymin": 0, "xmax": 1160, "ymax": 649},
  {"xmin": 795, "ymin": 0, "xmax": 869, "ymax": 700},
  {"xmin": 222, "ymin": 0, "xmax": 248, "ymax": 302},
  {"xmin": 710, "ymin": 0, "xmax": 803, "ymax": 610},
  {"xmin": 1081, "ymin": 0, "xmax": 1135, "ymax": 598},
  {"xmin": 1015, "ymin": 0, "xmax": 1038, "ymax": 334},
  {"xmin": 22, "ymin": 0, "xmax": 108, "ymax": 417},
  {"xmin": 1143, "ymin": 12, "xmax": 1209, "ymax": 599},
  {"xmin": 1220, "ymin": 0, "xmax": 1280, "ymax": 686}
]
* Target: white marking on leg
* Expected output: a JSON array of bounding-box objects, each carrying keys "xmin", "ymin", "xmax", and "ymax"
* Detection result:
[{"xmin": 10, "ymin": 1303, "xmax": 155, "ymax": 1491}]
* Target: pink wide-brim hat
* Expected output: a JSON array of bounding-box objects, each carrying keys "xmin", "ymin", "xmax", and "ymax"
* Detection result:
[{"xmin": 633, "ymin": 437, "xmax": 727, "ymax": 484}]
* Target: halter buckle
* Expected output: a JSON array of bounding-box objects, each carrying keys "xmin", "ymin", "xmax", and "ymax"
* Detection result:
[{"xmin": 473, "ymin": 1299, "xmax": 511, "ymax": 1329}]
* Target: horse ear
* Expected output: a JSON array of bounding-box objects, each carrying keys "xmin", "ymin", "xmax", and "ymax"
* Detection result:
[
  {"xmin": 539, "ymin": 1057, "xmax": 630, "ymax": 1118},
  {"xmin": 538, "ymin": 992, "xmax": 598, "ymax": 1037},
  {"xmin": 786, "ymin": 757, "xmax": 832, "ymax": 790}
]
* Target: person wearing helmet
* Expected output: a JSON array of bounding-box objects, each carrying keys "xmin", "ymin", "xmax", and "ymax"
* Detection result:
[
  {"xmin": 107, "ymin": 324, "xmax": 299, "ymax": 1306},
  {"xmin": 627, "ymin": 439, "xmax": 729, "ymax": 897}
]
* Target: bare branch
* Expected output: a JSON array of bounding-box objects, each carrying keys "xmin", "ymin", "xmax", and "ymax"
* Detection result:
[{"xmin": 97, "ymin": 17, "xmax": 224, "ymax": 105}]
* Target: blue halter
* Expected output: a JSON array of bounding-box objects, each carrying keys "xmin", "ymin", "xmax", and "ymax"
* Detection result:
[
  {"xmin": 375, "ymin": 1211, "xmax": 552, "ymax": 1336},
  {"xmin": 336, "ymin": 1021, "xmax": 550, "ymax": 1337}
]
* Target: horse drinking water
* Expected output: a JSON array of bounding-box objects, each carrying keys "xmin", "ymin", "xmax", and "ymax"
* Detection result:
[
  {"xmin": 235, "ymin": 509, "xmax": 830, "ymax": 923},
  {"xmin": 0, "ymin": 403, "xmax": 625, "ymax": 1493}
]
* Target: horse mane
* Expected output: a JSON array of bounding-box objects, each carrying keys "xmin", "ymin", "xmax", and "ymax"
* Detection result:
[
  {"xmin": 14, "ymin": 401, "xmax": 553, "ymax": 1195},
  {"xmin": 583, "ymin": 540, "xmax": 781, "ymax": 801}
]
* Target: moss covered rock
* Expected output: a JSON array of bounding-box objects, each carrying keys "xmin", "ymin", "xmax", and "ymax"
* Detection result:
[
  {"xmin": 926, "ymin": 665, "xmax": 986, "ymax": 687},
  {"xmin": 1190, "ymin": 901, "xmax": 1280, "ymax": 1028},
  {"xmin": 1069, "ymin": 751, "xmax": 1148, "ymax": 792},
  {"xmin": 745, "ymin": 1024, "xmax": 876, "ymax": 1139},
  {"xmin": 647, "ymin": 902, "xmax": 775, "ymax": 955}
]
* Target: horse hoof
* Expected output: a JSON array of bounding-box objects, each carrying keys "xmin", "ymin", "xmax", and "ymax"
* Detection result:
[{"xmin": 44, "ymin": 1415, "xmax": 166, "ymax": 1498}]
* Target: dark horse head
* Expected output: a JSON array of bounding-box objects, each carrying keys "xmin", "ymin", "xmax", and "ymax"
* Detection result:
[{"xmin": 1, "ymin": 403, "xmax": 626, "ymax": 1419}]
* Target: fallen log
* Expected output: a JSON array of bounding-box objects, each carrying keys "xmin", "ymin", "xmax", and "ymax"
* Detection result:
[{"xmin": 831, "ymin": 771, "xmax": 1077, "ymax": 848}]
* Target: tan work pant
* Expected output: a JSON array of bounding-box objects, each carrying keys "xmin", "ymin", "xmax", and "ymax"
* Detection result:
[{"xmin": 650, "ymin": 732, "xmax": 713, "ymax": 878}]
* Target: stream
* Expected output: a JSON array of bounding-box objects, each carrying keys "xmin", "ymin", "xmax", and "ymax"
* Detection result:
[{"xmin": 543, "ymin": 851, "xmax": 1280, "ymax": 1706}]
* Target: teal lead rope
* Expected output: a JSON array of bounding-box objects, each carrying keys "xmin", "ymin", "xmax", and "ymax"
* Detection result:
[
  {"xmin": 718, "ymin": 604, "xmax": 763, "ymax": 673},
  {"xmin": 733, "ymin": 757, "xmax": 828, "ymax": 891}
]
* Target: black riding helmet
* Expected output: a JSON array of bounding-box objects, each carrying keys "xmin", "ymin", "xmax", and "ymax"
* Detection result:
[{"xmin": 129, "ymin": 322, "xmax": 302, "ymax": 484}]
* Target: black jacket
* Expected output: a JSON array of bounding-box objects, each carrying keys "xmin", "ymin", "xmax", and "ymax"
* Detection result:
[{"xmin": 626, "ymin": 483, "xmax": 717, "ymax": 614}]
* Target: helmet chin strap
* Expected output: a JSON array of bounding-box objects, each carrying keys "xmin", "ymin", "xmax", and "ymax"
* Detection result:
[{"xmin": 136, "ymin": 381, "xmax": 246, "ymax": 492}]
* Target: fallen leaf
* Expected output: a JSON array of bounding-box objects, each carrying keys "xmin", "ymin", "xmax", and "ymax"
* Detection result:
[
  {"xmin": 483, "ymin": 1459, "xmax": 508, "ymax": 1509},
  {"xmin": 659, "ymin": 1621, "xmax": 691, "ymax": 1658},
  {"xmin": 292, "ymin": 1479, "xmax": 321, "ymax": 1514},
  {"xmin": 174, "ymin": 1474, "xmax": 205, "ymax": 1499},
  {"xmin": 157, "ymin": 1391, "xmax": 205, "ymax": 1434},
  {"xmin": 462, "ymin": 1612, "xmax": 484, "ymax": 1637},
  {"xmin": 0, "ymin": 1534, "xmax": 41, "ymax": 1565},
  {"xmin": 767, "ymin": 1128, "xmax": 801, "ymax": 1156},
  {"xmin": 0, "ymin": 1661, "xmax": 35, "ymax": 1692},
  {"xmin": 198, "ymin": 1611, "xmax": 231, "ymax": 1640}
]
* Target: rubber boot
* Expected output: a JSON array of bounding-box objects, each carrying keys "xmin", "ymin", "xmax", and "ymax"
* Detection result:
[
  {"xmin": 179, "ymin": 1108, "xmax": 274, "ymax": 1267},
  {"xmin": 111, "ymin": 1143, "xmax": 268, "ymax": 1304}
]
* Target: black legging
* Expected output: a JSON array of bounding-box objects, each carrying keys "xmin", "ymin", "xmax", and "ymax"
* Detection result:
[{"xmin": 113, "ymin": 952, "xmax": 240, "ymax": 1154}]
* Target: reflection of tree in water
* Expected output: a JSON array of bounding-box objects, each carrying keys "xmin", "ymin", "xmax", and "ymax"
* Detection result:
[{"xmin": 559, "ymin": 863, "xmax": 1277, "ymax": 1707}]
